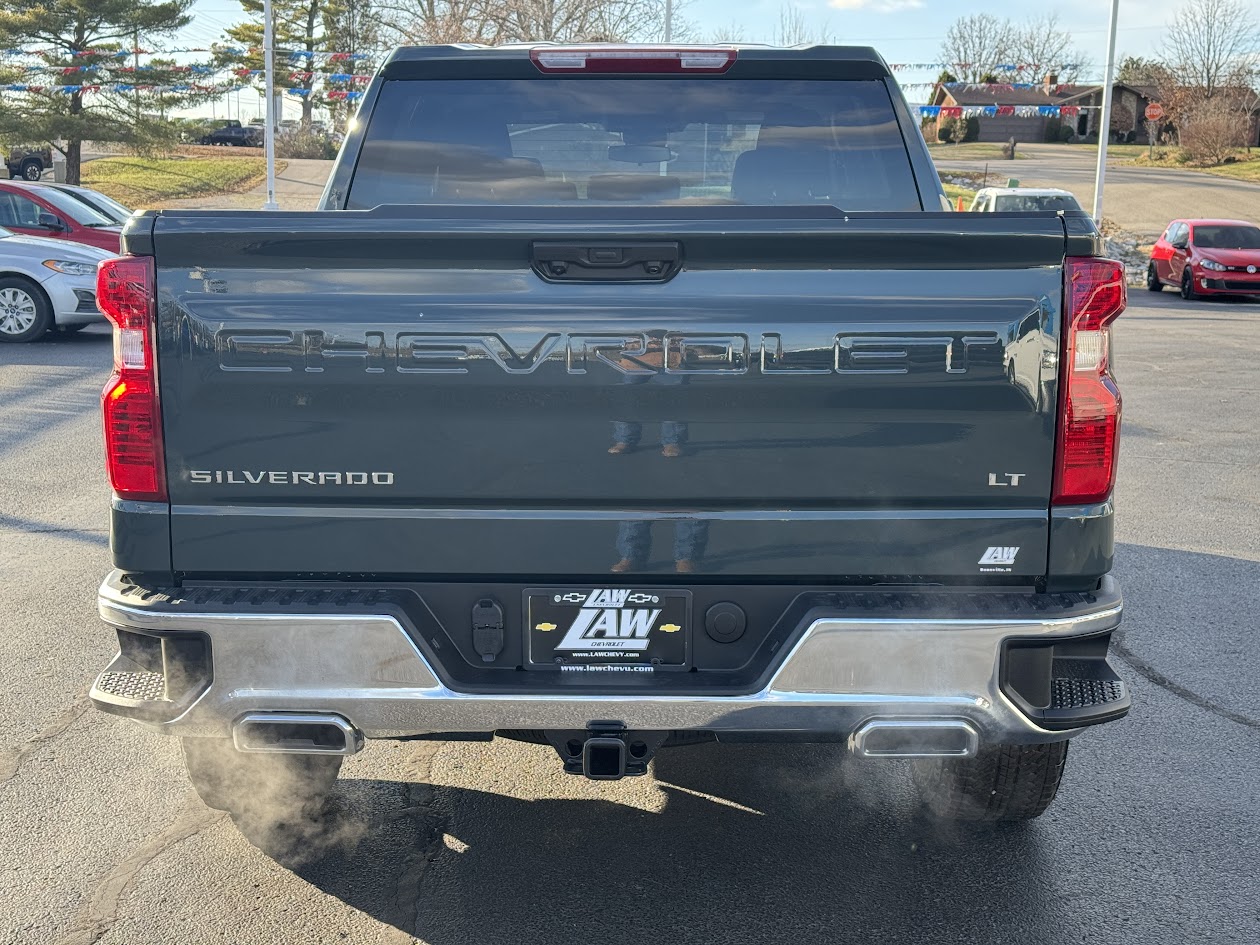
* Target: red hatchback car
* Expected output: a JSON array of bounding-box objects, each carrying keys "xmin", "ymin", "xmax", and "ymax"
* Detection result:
[
  {"xmin": 1148, "ymin": 218, "xmax": 1260, "ymax": 300},
  {"xmin": 0, "ymin": 180, "xmax": 122, "ymax": 252}
]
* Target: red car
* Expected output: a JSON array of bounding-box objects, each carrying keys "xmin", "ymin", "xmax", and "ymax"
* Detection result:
[
  {"xmin": 0, "ymin": 180, "xmax": 122, "ymax": 252},
  {"xmin": 1147, "ymin": 218, "xmax": 1260, "ymax": 300}
]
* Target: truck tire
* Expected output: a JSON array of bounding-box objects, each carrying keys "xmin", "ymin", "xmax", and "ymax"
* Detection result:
[
  {"xmin": 20, "ymin": 158, "xmax": 42, "ymax": 181},
  {"xmin": 912, "ymin": 741, "xmax": 1068, "ymax": 821},
  {"xmin": 0, "ymin": 277, "xmax": 53, "ymax": 343},
  {"xmin": 181, "ymin": 737, "xmax": 342, "ymax": 819}
]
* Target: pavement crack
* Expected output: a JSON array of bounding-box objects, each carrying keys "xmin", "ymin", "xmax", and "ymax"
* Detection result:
[
  {"xmin": 54, "ymin": 799, "xmax": 225, "ymax": 945},
  {"xmin": 393, "ymin": 743, "xmax": 448, "ymax": 940},
  {"xmin": 0, "ymin": 690, "xmax": 91, "ymax": 786},
  {"xmin": 1113, "ymin": 635, "xmax": 1260, "ymax": 732}
]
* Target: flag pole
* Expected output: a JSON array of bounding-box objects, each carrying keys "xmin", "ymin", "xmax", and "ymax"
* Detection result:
[
  {"xmin": 262, "ymin": 0, "xmax": 279, "ymax": 210},
  {"xmin": 1091, "ymin": 0, "xmax": 1120, "ymax": 223}
]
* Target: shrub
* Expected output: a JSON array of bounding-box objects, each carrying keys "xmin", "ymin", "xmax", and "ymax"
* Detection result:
[
  {"xmin": 276, "ymin": 128, "xmax": 338, "ymax": 160},
  {"xmin": 937, "ymin": 116, "xmax": 979, "ymax": 144},
  {"xmin": 1179, "ymin": 97, "xmax": 1247, "ymax": 165},
  {"xmin": 1043, "ymin": 121, "xmax": 1075, "ymax": 143}
]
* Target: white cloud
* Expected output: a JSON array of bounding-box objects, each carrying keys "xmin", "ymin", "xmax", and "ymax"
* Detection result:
[{"xmin": 828, "ymin": 0, "xmax": 924, "ymax": 11}]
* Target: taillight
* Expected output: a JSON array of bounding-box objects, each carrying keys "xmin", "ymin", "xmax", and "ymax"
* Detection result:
[
  {"xmin": 530, "ymin": 47, "xmax": 737, "ymax": 73},
  {"xmin": 1053, "ymin": 257, "xmax": 1125, "ymax": 505},
  {"xmin": 98, "ymin": 256, "xmax": 166, "ymax": 502}
]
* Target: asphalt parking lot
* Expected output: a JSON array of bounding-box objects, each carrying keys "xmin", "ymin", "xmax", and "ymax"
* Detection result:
[{"xmin": 1, "ymin": 290, "xmax": 1258, "ymax": 945}]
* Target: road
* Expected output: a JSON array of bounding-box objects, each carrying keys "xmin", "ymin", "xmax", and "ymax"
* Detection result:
[
  {"xmin": 935, "ymin": 143, "xmax": 1260, "ymax": 240},
  {"xmin": 1, "ymin": 292, "xmax": 1258, "ymax": 945},
  {"xmin": 163, "ymin": 145, "xmax": 1260, "ymax": 235},
  {"xmin": 165, "ymin": 158, "xmax": 333, "ymax": 211}
]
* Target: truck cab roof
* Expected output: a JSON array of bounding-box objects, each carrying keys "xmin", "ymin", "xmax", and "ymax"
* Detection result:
[{"xmin": 379, "ymin": 43, "xmax": 895, "ymax": 80}]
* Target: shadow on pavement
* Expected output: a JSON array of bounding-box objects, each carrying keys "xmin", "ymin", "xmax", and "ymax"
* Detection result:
[
  {"xmin": 241, "ymin": 743, "xmax": 1055, "ymax": 944},
  {"xmin": 222, "ymin": 544, "xmax": 1260, "ymax": 944}
]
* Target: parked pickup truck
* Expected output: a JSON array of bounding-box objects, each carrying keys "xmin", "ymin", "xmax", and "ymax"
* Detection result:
[
  {"xmin": 89, "ymin": 43, "xmax": 1129, "ymax": 824},
  {"xmin": 4, "ymin": 144, "xmax": 51, "ymax": 181}
]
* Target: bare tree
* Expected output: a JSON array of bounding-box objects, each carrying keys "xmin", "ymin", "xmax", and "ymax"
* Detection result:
[
  {"xmin": 938, "ymin": 14, "xmax": 1013, "ymax": 83},
  {"xmin": 1007, "ymin": 13, "xmax": 1088, "ymax": 84},
  {"xmin": 1162, "ymin": 0, "xmax": 1260, "ymax": 97},
  {"xmin": 369, "ymin": 0, "xmax": 501, "ymax": 46},
  {"xmin": 1180, "ymin": 93, "xmax": 1250, "ymax": 163},
  {"xmin": 369, "ymin": 0, "xmax": 677, "ymax": 45},
  {"xmin": 710, "ymin": 22, "xmax": 746, "ymax": 43},
  {"xmin": 491, "ymin": 0, "xmax": 676, "ymax": 43},
  {"xmin": 776, "ymin": 4, "xmax": 831, "ymax": 46}
]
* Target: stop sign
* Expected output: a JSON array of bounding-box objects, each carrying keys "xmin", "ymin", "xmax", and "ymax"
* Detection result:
[{"xmin": 1145, "ymin": 103, "xmax": 1164, "ymax": 121}]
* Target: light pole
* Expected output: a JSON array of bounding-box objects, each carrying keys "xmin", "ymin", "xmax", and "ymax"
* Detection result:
[
  {"xmin": 1091, "ymin": 0, "xmax": 1120, "ymax": 223},
  {"xmin": 664, "ymin": 0, "xmax": 673, "ymax": 43},
  {"xmin": 262, "ymin": 0, "xmax": 279, "ymax": 210}
]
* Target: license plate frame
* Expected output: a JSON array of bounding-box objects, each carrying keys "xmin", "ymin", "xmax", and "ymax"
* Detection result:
[{"xmin": 524, "ymin": 588, "xmax": 691, "ymax": 673}]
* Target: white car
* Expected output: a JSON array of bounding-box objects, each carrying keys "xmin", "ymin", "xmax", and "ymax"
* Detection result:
[
  {"xmin": 0, "ymin": 226, "xmax": 112, "ymax": 342},
  {"xmin": 969, "ymin": 187, "xmax": 1082, "ymax": 213}
]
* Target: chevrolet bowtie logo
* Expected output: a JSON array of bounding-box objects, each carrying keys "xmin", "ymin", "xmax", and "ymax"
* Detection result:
[
  {"xmin": 535, "ymin": 622, "xmax": 557, "ymax": 632},
  {"xmin": 659, "ymin": 623, "xmax": 681, "ymax": 633}
]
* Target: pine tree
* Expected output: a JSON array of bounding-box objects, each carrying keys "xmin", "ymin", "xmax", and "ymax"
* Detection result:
[
  {"xmin": 0, "ymin": 0, "xmax": 198, "ymax": 183},
  {"xmin": 219, "ymin": 0, "xmax": 331, "ymax": 130}
]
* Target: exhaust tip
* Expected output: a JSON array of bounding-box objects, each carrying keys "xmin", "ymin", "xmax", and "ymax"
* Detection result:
[
  {"xmin": 232, "ymin": 712, "xmax": 363, "ymax": 756},
  {"xmin": 850, "ymin": 719, "xmax": 979, "ymax": 759}
]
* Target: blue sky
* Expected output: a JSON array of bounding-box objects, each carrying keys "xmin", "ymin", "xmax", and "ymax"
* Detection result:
[
  {"xmin": 180, "ymin": 0, "xmax": 1177, "ymax": 120},
  {"xmin": 682, "ymin": 0, "xmax": 1170, "ymax": 62}
]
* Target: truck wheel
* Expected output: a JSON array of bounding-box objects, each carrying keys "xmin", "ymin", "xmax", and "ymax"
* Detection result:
[
  {"xmin": 181, "ymin": 737, "xmax": 343, "ymax": 819},
  {"xmin": 0, "ymin": 278, "xmax": 52, "ymax": 343},
  {"xmin": 912, "ymin": 741, "xmax": 1068, "ymax": 821},
  {"xmin": 1146, "ymin": 263, "xmax": 1163, "ymax": 292},
  {"xmin": 21, "ymin": 159, "xmax": 42, "ymax": 181}
]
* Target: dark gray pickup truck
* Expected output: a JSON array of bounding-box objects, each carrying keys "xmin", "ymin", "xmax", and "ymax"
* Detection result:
[{"xmin": 90, "ymin": 43, "xmax": 1129, "ymax": 823}]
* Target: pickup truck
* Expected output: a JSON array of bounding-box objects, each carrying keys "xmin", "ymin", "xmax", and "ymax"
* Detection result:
[
  {"xmin": 89, "ymin": 43, "xmax": 1129, "ymax": 824},
  {"xmin": 198, "ymin": 123, "xmax": 261, "ymax": 147},
  {"xmin": 4, "ymin": 144, "xmax": 51, "ymax": 181}
]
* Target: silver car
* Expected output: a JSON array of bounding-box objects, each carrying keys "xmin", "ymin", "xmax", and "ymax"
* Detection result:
[{"xmin": 0, "ymin": 226, "xmax": 112, "ymax": 342}]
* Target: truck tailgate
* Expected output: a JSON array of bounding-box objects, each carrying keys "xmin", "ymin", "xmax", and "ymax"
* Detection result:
[{"xmin": 150, "ymin": 210, "xmax": 1067, "ymax": 579}]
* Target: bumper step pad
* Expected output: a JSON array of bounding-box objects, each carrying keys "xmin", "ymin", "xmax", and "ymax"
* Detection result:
[
  {"xmin": 95, "ymin": 670, "xmax": 167, "ymax": 703},
  {"xmin": 1052, "ymin": 676, "xmax": 1126, "ymax": 711},
  {"xmin": 90, "ymin": 628, "xmax": 212, "ymax": 723}
]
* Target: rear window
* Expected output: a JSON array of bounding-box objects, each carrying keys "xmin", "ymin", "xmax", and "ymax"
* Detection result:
[
  {"xmin": 993, "ymin": 194, "xmax": 1081, "ymax": 212},
  {"xmin": 347, "ymin": 78, "xmax": 921, "ymax": 211}
]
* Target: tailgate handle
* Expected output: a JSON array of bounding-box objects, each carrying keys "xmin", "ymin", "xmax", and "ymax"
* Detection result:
[{"xmin": 531, "ymin": 241, "xmax": 681, "ymax": 283}]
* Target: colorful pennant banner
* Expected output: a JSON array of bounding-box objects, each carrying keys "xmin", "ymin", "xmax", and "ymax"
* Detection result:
[
  {"xmin": 0, "ymin": 82, "xmax": 363, "ymax": 100},
  {"xmin": 888, "ymin": 62, "xmax": 1082, "ymax": 72},
  {"xmin": 918, "ymin": 104, "xmax": 1087, "ymax": 118},
  {"xmin": 2, "ymin": 46, "xmax": 372, "ymax": 59}
]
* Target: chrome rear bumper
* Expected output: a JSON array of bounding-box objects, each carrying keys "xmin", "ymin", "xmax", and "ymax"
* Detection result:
[{"xmin": 91, "ymin": 574, "xmax": 1126, "ymax": 745}]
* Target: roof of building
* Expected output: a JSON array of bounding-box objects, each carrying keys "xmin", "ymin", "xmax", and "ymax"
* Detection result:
[{"xmin": 935, "ymin": 83, "xmax": 1101, "ymax": 107}]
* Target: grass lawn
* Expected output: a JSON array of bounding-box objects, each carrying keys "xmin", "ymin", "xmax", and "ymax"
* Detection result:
[
  {"xmin": 927, "ymin": 142, "xmax": 1025, "ymax": 160},
  {"xmin": 81, "ymin": 156, "xmax": 281, "ymax": 208},
  {"xmin": 1193, "ymin": 157, "xmax": 1260, "ymax": 183},
  {"xmin": 1100, "ymin": 144, "xmax": 1260, "ymax": 182},
  {"xmin": 942, "ymin": 182, "xmax": 978, "ymax": 207}
]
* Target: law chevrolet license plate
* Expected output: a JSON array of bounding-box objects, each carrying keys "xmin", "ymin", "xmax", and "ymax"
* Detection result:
[{"xmin": 525, "ymin": 588, "xmax": 690, "ymax": 672}]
